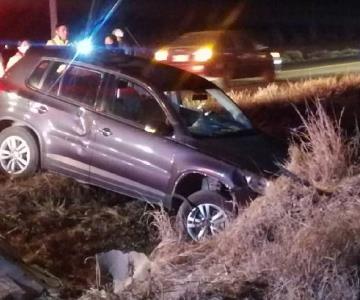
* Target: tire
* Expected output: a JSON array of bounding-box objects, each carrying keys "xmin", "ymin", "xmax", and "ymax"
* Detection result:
[
  {"xmin": 262, "ymin": 69, "xmax": 276, "ymax": 83},
  {"xmin": 0, "ymin": 127, "xmax": 39, "ymax": 178},
  {"xmin": 176, "ymin": 191, "xmax": 235, "ymax": 241}
]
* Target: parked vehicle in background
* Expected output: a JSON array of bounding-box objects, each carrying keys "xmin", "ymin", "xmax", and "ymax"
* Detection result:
[
  {"xmin": 154, "ymin": 30, "xmax": 281, "ymax": 88},
  {"xmin": 0, "ymin": 47, "xmax": 285, "ymax": 241}
]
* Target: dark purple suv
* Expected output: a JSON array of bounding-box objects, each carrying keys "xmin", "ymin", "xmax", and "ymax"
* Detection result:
[{"xmin": 0, "ymin": 47, "xmax": 285, "ymax": 241}]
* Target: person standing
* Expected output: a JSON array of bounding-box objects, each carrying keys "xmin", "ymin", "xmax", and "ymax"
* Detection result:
[
  {"xmin": 104, "ymin": 34, "xmax": 118, "ymax": 50},
  {"xmin": 0, "ymin": 53, "xmax": 4, "ymax": 77},
  {"xmin": 5, "ymin": 40, "xmax": 30, "ymax": 71},
  {"xmin": 46, "ymin": 23, "xmax": 70, "ymax": 46},
  {"xmin": 112, "ymin": 28, "xmax": 132, "ymax": 55}
]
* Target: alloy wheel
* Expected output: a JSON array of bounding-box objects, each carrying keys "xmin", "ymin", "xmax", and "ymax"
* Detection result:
[
  {"xmin": 0, "ymin": 136, "xmax": 31, "ymax": 175},
  {"xmin": 186, "ymin": 203, "xmax": 228, "ymax": 241}
]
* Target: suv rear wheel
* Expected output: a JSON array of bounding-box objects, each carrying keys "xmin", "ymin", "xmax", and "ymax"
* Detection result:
[
  {"xmin": 176, "ymin": 191, "xmax": 235, "ymax": 241},
  {"xmin": 0, "ymin": 127, "xmax": 39, "ymax": 177}
]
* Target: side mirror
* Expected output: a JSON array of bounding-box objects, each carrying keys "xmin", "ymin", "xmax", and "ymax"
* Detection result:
[{"xmin": 144, "ymin": 120, "xmax": 173, "ymax": 136}]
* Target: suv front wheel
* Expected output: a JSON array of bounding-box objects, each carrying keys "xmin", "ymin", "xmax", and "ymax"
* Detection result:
[
  {"xmin": 0, "ymin": 127, "xmax": 39, "ymax": 177},
  {"xmin": 177, "ymin": 191, "xmax": 235, "ymax": 241}
]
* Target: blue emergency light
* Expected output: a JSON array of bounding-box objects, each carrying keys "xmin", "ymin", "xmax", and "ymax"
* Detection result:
[{"xmin": 75, "ymin": 38, "xmax": 93, "ymax": 55}]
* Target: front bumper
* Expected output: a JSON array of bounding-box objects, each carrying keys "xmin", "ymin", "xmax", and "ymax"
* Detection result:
[
  {"xmin": 230, "ymin": 169, "xmax": 270, "ymax": 203},
  {"xmin": 231, "ymin": 185, "xmax": 258, "ymax": 204}
]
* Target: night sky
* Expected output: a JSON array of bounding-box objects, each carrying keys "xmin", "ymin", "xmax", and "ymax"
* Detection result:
[{"xmin": 1, "ymin": 0, "xmax": 360, "ymax": 48}]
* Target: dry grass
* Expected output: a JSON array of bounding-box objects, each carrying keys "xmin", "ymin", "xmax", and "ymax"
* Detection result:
[
  {"xmin": 229, "ymin": 74, "xmax": 360, "ymax": 138},
  {"xmin": 133, "ymin": 104, "xmax": 360, "ymax": 299},
  {"xmin": 229, "ymin": 74, "xmax": 360, "ymax": 108}
]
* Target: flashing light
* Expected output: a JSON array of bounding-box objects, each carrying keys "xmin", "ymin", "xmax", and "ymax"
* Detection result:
[
  {"xmin": 193, "ymin": 47, "xmax": 213, "ymax": 62},
  {"xmin": 76, "ymin": 38, "xmax": 93, "ymax": 55},
  {"xmin": 154, "ymin": 49, "xmax": 168, "ymax": 61}
]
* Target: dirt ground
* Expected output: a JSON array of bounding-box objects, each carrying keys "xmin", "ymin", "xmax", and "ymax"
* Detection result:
[{"xmin": 0, "ymin": 173, "xmax": 158, "ymax": 298}]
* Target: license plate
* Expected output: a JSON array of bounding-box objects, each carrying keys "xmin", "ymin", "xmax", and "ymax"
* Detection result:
[{"xmin": 172, "ymin": 54, "xmax": 189, "ymax": 62}]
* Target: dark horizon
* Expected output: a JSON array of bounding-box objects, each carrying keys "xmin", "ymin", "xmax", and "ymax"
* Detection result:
[{"xmin": 1, "ymin": 0, "xmax": 360, "ymax": 48}]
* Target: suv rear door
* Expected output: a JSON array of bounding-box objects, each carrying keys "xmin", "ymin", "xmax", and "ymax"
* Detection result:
[
  {"xmin": 89, "ymin": 74, "xmax": 175, "ymax": 202},
  {"xmin": 27, "ymin": 60, "xmax": 103, "ymax": 181}
]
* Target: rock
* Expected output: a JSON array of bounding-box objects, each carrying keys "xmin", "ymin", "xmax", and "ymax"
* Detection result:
[{"xmin": 97, "ymin": 250, "xmax": 151, "ymax": 294}]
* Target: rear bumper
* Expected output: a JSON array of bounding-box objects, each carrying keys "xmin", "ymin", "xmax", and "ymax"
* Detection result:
[
  {"xmin": 167, "ymin": 62, "xmax": 210, "ymax": 76},
  {"xmin": 167, "ymin": 61, "xmax": 276, "ymax": 81}
]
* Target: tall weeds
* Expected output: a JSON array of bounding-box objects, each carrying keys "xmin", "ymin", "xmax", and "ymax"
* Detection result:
[
  {"xmin": 229, "ymin": 74, "xmax": 360, "ymax": 108},
  {"xmin": 143, "ymin": 105, "xmax": 360, "ymax": 300}
]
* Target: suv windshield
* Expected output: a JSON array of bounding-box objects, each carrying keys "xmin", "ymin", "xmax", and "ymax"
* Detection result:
[{"xmin": 164, "ymin": 89, "xmax": 252, "ymax": 137}]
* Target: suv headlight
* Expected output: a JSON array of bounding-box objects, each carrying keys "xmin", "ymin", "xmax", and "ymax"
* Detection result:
[
  {"xmin": 232, "ymin": 169, "xmax": 270, "ymax": 195},
  {"xmin": 245, "ymin": 174, "xmax": 269, "ymax": 195}
]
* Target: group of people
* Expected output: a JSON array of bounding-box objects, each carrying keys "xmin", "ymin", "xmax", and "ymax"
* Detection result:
[
  {"xmin": 0, "ymin": 40, "xmax": 30, "ymax": 77},
  {"xmin": 0, "ymin": 22, "xmax": 69, "ymax": 77},
  {"xmin": 104, "ymin": 28, "xmax": 132, "ymax": 54},
  {"xmin": 0, "ymin": 23, "xmax": 130, "ymax": 76}
]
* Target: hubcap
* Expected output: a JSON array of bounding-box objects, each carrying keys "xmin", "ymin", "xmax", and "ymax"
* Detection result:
[
  {"xmin": 0, "ymin": 136, "xmax": 30, "ymax": 174},
  {"xmin": 186, "ymin": 203, "xmax": 228, "ymax": 241}
]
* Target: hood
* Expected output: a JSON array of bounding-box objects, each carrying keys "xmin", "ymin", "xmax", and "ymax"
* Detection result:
[{"xmin": 193, "ymin": 130, "xmax": 288, "ymax": 176}]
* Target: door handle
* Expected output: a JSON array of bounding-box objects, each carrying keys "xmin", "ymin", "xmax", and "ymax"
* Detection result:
[
  {"xmin": 37, "ymin": 105, "xmax": 48, "ymax": 114},
  {"xmin": 98, "ymin": 128, "xmax": 112, "ymax": 137}
]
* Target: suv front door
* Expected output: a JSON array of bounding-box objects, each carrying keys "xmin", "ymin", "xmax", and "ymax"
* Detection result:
[{"xmin": 89, "ymin": 75, "xmax": 175, "ymax": 202}]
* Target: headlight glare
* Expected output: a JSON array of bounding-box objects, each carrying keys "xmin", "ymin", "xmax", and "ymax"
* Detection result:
[
  {"xmin": 193, "ymin": 47, "xmax": 213, "ymax": 62},
  {"xmin": 154, "ymin": 49, "xmax": 168, "ymax": 61}
]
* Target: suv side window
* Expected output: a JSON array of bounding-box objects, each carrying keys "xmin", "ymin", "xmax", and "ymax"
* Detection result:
[
  {"xmin": 59, "ymin": 66, "xmax": 102, "ymax": 106},
  {"xmin": 101, "ymin": 76, "xmax": 167, "ymax": 127},
  {"xmin": 236, "ymin": 36, "xmax": 255, "ymax": 52},
  {"xmin": 28, "ymin": 60, "xmax": 51, "ymax": 89},
  {"xmin": 39, "ymin": 62, "xmax": 102, "ymax": 107},
  {"xmin": 222, "ymin": 35, "xmax": 236, "ymax": 52},
  {"xmin": 41, "ymin": 62, "xmax": 67, "ymax": 94}
]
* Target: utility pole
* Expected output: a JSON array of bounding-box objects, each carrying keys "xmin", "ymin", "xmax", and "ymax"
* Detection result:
[{"xmin": 49, "ymin": 0, "xmax": 58, "ymax": 37}]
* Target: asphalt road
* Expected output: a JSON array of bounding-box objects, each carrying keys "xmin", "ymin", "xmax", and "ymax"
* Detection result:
[
  {"xmin": 230, "ymin": 58, "xmax": 360, "ymax": 90},
  {"xmin": 277, "ymin": 59, "xmax": 360, "ymax": 80}
]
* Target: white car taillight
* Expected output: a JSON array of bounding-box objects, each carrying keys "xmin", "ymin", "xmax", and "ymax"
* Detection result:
[
  {"xmin": 193, "ymin": 47, "xmax": 213, "ymax": 62},
  {"xmin": 154, "ymin": 49, "xmax": 169, "ymax": 61}
]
